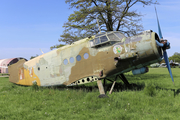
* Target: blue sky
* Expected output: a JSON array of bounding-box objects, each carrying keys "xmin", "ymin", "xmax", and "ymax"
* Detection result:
[{"xmin": 0, "ymin": 0, "xmax": 179, "ymax": 60}]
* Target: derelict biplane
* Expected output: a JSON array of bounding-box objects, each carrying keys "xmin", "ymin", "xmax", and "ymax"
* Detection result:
[{"xmin": 8, "ymin": 8, "xmax": 174, "ymax": 97}]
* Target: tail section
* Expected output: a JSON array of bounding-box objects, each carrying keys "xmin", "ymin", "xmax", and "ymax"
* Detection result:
[
  {"xmin": 8, "ymin": 59, "xmax": 26, "ymax": 84},
  {"xmin": 8, "ymin": 59, "xmax": 41, "ymax": 86}
]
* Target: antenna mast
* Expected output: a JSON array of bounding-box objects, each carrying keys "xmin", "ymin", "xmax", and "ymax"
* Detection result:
[
  {"xmin": 96, "ymin": 17, "xmax": 101, "ymax": 33},
  {"xmin": 40, "ymin": 49, "xmax": 44, "ymax": 54}
]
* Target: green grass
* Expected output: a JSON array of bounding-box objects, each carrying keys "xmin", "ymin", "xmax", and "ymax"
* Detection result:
[{"xmin": 0, "ymin": 68, "xmax": 180, "ymax": 120}]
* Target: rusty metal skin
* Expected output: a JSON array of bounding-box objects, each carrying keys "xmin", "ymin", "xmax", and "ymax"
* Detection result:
[{"xmin": 8, "ymin": 30, "xmax": 162, "ymax": 87}]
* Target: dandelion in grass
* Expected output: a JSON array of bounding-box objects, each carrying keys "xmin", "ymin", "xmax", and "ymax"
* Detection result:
[
  {"xmin": 45, "ymin": 112, "xmax": 49, "ymax": 115},
  {"xmin": 128, "ymin": 103, "xmax": 130, "ymax": 105},
  {"xmin": 125, "ymin": 109, "xmax": 127, "ymax": 111}
]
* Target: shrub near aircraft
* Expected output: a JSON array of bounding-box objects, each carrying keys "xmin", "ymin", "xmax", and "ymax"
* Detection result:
[{"xmin": 8, "ymin": 8, "xmax": 174, "ymax": 97}]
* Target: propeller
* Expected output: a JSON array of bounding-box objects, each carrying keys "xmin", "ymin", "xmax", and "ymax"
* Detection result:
[{"xmin": 155, "ymin": 7, "xmax": 174, "ymax": 84}]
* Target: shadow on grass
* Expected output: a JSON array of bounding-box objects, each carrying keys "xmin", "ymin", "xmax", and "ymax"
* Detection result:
[
  {"xmin": 125, "ymin": 74, "xmax": 180, "ymax": 97},
  {"xmin": 50, "ymin": 81, "xmax": 146, "ymax": 94},
  {"xmin": 125, "ymin": 74, "xmax": 176, "ymax": 81},
  {"xmin": 124, "ymin": 74, "xmax": 180, "ymax": 97},
  {"xmin": 175, "ymin": 89, "xmax": 180, "ymax": 96},
  {"xmin": 0, "ymin": 76, "xmax": 9, "ymax": 78},
  {"xmin": 104, "ymin": 82, "xmax": 145, "ymax": 93},
  {"xmin": 9, "ymin": 73, "xmax": 180, "ymax": 97},
  {"xmin": 155, "ymin": 86, "xmax": 180, "ymax": 97}
]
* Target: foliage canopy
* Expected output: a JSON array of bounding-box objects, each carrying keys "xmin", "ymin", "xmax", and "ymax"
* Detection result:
[
  {"xmin": 160, "ymin": 52, "xmax": 180, "ymax": 63},
  {"xmin": 169, "ymin": 52, "xmax": 180, "ymax": 63},
  {"xmin": 51, "ymin": 0, "xmax": 157, "ymax": 49}
]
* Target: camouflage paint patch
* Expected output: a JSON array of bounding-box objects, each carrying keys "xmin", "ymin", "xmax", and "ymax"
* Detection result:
[{"xmin": 113, "ymin": 45, "xmax": 122, "ymax": 54}]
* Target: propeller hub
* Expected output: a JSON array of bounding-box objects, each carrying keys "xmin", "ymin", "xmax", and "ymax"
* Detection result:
[{"xmin": 156, "ymin": 39, "xmax": 170, "ymax": 51}]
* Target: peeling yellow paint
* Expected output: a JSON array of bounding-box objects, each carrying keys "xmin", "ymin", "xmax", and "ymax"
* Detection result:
[{"xmin": 17, "ymin": 67, "xmax": 41, "ymax": 86}]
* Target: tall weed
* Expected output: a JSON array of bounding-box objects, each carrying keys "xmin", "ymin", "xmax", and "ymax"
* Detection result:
[{"xmin": 144, "ymin": 83, "xmax": 156, "ymax": 97}]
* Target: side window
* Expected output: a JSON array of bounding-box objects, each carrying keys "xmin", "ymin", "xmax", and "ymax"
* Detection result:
[
  {"xmin": 76, "ymin": 55, "xmax": 81, "ymax": 61},
  {"xmin": 89, "ymin": 40, "xmax": 94, "ymax": 47},
  {"xmin": 63, "ymin": 59, "xmax": 68, "ymax": 65},
  {"xmin": 100, "ymin": 36, "xmax": 108, "ymax": 43},
  {"xmin": 94, "ymin": 37, "xmax": 100, "ymax": 45},
  {"xmin": 83, "ymin": 53, "xmax": 89, "ymax": 59},
  {"xmin": 69, "ymin": 57, "xmax": 74, "ymax": 63}
]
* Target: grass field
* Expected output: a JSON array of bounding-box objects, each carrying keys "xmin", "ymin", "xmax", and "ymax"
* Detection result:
[{"xmin": 0, "ymin": 68, "xmax": 180, "ymax": 120}]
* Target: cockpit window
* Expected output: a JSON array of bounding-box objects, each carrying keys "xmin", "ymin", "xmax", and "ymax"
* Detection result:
[
  {"xmin": 100, "ymin": 36, "xmax": 108, "ymax": 43},
  {"xmin": 107, "ymin": 33, "xmax": 119, "ymax": 41},
  {"xmin": 89, "ymin": 40, "xmax": 94, "ymax": 47},
  {"xmin": 94, "ymin": 37, "xmax": 100, "ymax": 45},
  {"xmin": 90, "ymin": 31, "xmax": 125, "ymax": 48},
  {"xmin": 114, "ymin": 32, "xmax": 124, "ymax": 39},
  {"xmin": 95, "ymin": 33, "xmax": 106, "ymax": 37}
]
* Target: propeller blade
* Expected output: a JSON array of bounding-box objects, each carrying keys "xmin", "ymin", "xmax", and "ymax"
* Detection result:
[
  {"xmin": 155, "ymin": 7, "xmax": 163, "ymax": 39},
  {"xmin": 163, "ymin": 51, "xmax": 174, "ymax": 84},
  {"xmin": 155, "ymin": 7, "xmax": 174, "ymax": 84}
]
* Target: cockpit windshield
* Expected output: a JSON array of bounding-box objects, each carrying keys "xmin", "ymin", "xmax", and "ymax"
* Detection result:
[{"xmin": 90, "ymin": 31, "xmax": 125, "ymax": 48}]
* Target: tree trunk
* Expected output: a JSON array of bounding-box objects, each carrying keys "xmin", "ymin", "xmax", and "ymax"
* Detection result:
[{"xmin": 106, "ymin": 0, "xmax": 113, "ymax": 31}]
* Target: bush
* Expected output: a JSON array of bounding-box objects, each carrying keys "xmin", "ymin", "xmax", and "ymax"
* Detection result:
[{"xmin": 31, "ymin": 81, "xmax": 39, "ymax": 91}]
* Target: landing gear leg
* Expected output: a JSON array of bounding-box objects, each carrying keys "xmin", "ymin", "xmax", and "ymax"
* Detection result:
[
  {"xmin": 97, "ymin": 74, "xmax": 130, "ymax": 97},
  {"xmin": 109, "ymin": 75, "xmax": 118, "ymax": 94},
  {"xmin": 119, "ymin": 73, "xmax": 130, "ymax": 87},
  {"xmin": 97, "ymin": 80, "xmax": 108, "ymax": 98},
  {"xmin": 109, "ymin": 74, "xmax": 130, "ymax": 94}
]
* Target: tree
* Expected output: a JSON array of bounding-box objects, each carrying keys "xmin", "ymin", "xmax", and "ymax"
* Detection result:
[
  {"xmin": 51, "ymin": 0, "xmax": 157, "ymax": 49},
  {"xmin": 160, "ymin": 52, "xmax": 180, "ymax": 63},
  {"xmin": 50, "ymin": 44, "xmax": 65, "ymax": 50},
  {"xmin": 173, "ymin": 52, "xmax": 180, "ymax": 56},
  {"xmin": 169, "ymin": 52, "xmax": 180, "ymax": 63},
  {"xmin": 30, "ymin": 54, "xmax": 39, "ymax": 60}
]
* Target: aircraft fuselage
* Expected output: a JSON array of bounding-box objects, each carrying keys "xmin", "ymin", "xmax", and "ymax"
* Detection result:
[{"xmin": 8, "ymin": 30, "xmax": 162, "ymax": 86}]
